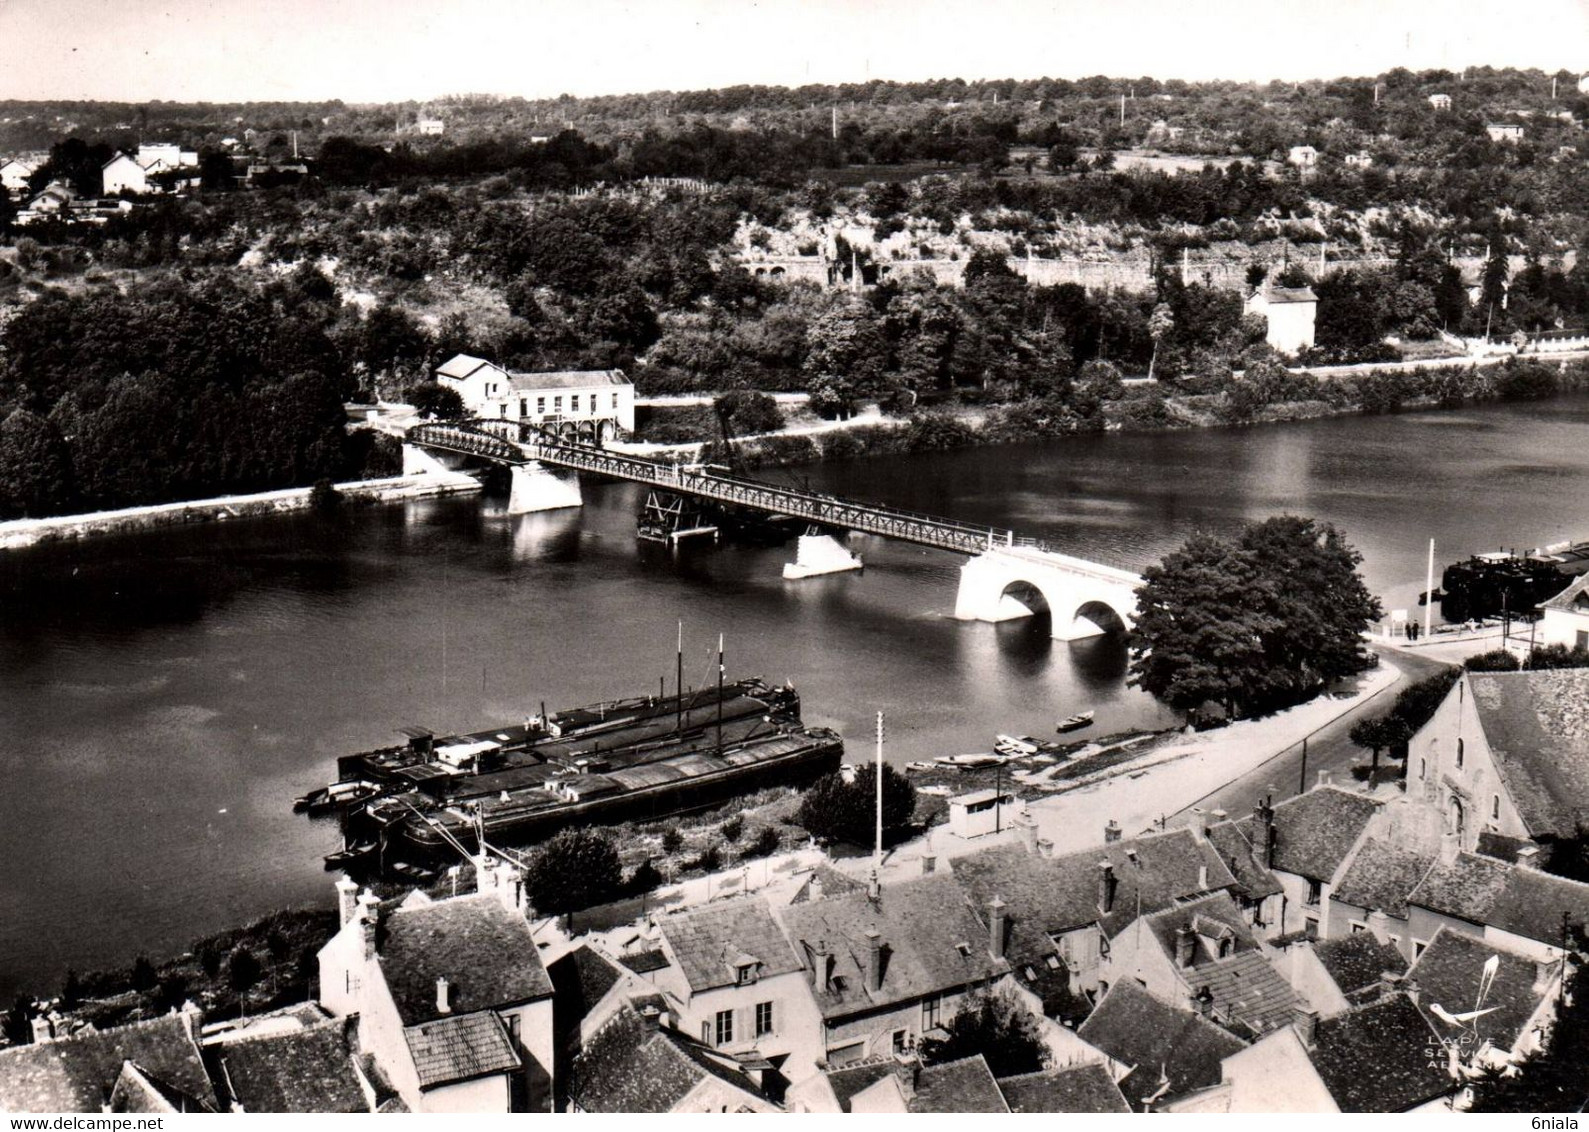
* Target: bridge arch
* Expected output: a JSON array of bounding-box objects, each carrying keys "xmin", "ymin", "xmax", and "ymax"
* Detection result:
[{"xmin": 955, "ymin": 550, "xmax": 1140, "ymax": 642}]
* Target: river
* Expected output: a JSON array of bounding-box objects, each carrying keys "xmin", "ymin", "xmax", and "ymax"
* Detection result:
[{"xmin": 3, "ymin": 395, "xmax": 1588, "ymax": 1000}]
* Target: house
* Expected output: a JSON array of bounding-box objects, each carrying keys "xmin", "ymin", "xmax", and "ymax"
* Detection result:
[
  {"xmin": 1344, "ymin": 151, "xmax": 1373, "ymax": 168},
  {"xmin": 1325, "ymin": 835, "xmax": 1437, "ymax": 958},
  {"xmin": 796, "ymin": 1054, "xmax": 1009, "ymax": 1113},
  {"xmin": 775, "ymin": 873, "xmax": 1011, "ymax": 1068},
  {"xmin": 1404, "ymin": 928, "xmax": 1560, "ymax": 1070},
  {"xmin": 1405, "ymin": 849, "xmax": 1589, "ymax": 962},
  {"xmin": 1244, "ymin": 285, "xmax": 1319, "ymax": 354},
  {"xmin": 0, "ymin": 155, "xmax": 41, "ymax": 193},
  {"xmin": 0, "ymin": 1010, "xmax": 218, "ymax": 1113},
  {"xmin": 945, "ymin": 787, "xmax": 1018, "ymax": 839},
  {"xmin": 101, "ymin": 152, "xmax": 150, "ymax": 196},
  {"xmin": 1218, "ymin": 994, "xmax": 1451, "ymax": 1112},
  {"xmin": 1406, "ymin": 669, "xmax": 1589, "ymax": 853},
  {"xmin": 316, "ymin": 866, "xmax": 556, "ymax": 1112},
  {"xmin": 1309, "ymin": 933, "xmax": 1409, "ymax": 1011},
  {"xmin": 1288, "ymin": 145, "xmax": 1319, "ymax": 167},
  {"xmin": 1538, "ymin": 575, "xmax": 1589, "ymax": 650},
  {"xmin": 433, "ymin": 353, "xmax": 635, "ymax": 440},
  {"xmin": 1486, "ymin": 123, "xmax": 1525, "ymax": 143},
  {"xmin": 1232, "ymin": 782, "xmax": 1383, "ymax": 938},
  {"xmin": 948, "ymin": 822, "xmax": 1237, "ymax": 1014},
  {"xmin": 546, "ymin": 943, "xmax": 672, "ymax": 1101},
  {"xmin": 1075, "ymin": 979, "xmax": 1248, "ymax": 1111},
  {"xmin": 1429, "ymin": 94, "xmax": 1452, "ymax": 111},
  {"xmin": 996, "ymin": 1062, "xmax": 1132, "ymax": 1113},
  {"xmin": 416, "ymin": 119, "xmax": 445, "ymax": 136},
  {"xmin": 569, "ymin": 1004, "xmax": 782, "ymax": 1112},
  {"xmin": 136, "ymin": 143, "xmax": 198, "ymax": 172},
  {"xmin": 1205, "ymin": 808, "xmax": 1286, "ymax": 934},
  {"xmin": 206, "ymin": 1016, "xmax": 385, "ymax": 1112},
  {"xmin": 649, "ymin": 894, "xmax": 824, "ymax": 1086},
  {"xmin": 1103, "ymin": 891, "xmax": 1301, "ymax": 1040}
]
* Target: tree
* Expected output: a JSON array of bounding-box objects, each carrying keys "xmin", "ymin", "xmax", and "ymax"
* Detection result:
[
  {"xmin": 1130, "ymin": 517, "xmax": 1381, "ymax": 719},
  {"xmin": 226, "ymin": 947, "xmax": 262, "ymax": 994},
  {"xmin": 0, "ymin": 409, "xmax": 74, "ymax": 519},
  {"xmin": 1348, "ymin": 713, "xmax": 1412, "ymax": 776},
  {"xmin": 130, "ymin": 955, "xmax": 158, "ymax": 992},
  {"xmin": 919, "ymin": 992, "xmax": 1050, "ymax": 1078},
  {"xmin": 406, "ymin": 381, "xmax": 466, "ymax": 420},
  {"xmin": 1147, "ymin": 303, "xmax": 1175, "ymax": 380},
  {"xmin": 797, "ymin": 764, "xmax": 916, "ymax": 848},
  {"xmin": 525, "ymin": 828, "xmax": 623, "ymax": 915}
]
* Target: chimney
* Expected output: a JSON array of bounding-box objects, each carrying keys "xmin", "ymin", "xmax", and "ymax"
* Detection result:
[
  {"xmin": 1190, "ymin": 807, "xmax": 1209, "ymax": 841},
  {"xmin": 496, "ymin": 864, "xmax": 524, "ymax": 913},
  {"xmin": 435, "ymin": 977, "xmax": 451, "ymax": 1014},
  {"xmin": 1266, "ymin": 824, "xmax": 1278, "ymax": 869},
  {"xmin": 1104, "ymin": 819, "xmax": 1122, "ymax": 844},
  {"xmin": 1036, "ymin": 838, "xmax": 1055, "ymax": 859},
  {"xmin": 920, "ymin": 854, "xmax": 937, "ymax": 876},
  {"xmin": 641, "ymin": 1004, "xmax": 662, "ymax": 1032},
  {"xmin": 1535, "ymin": 958, "xmax": 1559, "ymax": 994},
  {"xmin": 1197, "ymin": 864, "xmax": 1209, "ymax": 891},
  {"xmin": 1379, "ymin": 970, "xmax": 1404, "ymax": 1000},
  {"xmin": 1292, "ymin": 1005, "xmax": 1319, "ymax": 1047},
  {"xmin": 1192, "ymin": 986, "xmax": 1214, "ymax": 1017},
  {"xmin": 808, "ymin": 941, "xmax": 828, "ymax": 988},
  {"xmin": 1175, "ymin": 925, "xmax": 1196, "ymax": 968},
  {"xmin": 1098, "ymin": 861, "xmax": 1116, "ymax": 914},
  {"xmin": 989, "ymin": 897, "xmax": 1007, "ymax": 960},
  {"xmin": 1016, "ymin": 814, "xmax": 1039, "ymax": 854},
  {"xmin": 808, "ymin": 873, "xmax": 825, "ymax": 901},
  {"xmin": 1440, "ymin": 831, "xmax": 1460, "ymax": 864},
  {"xmin": 1366, "ymin": 910, "xmax": 1391, "ymax": 944},
  {"xmin": 474, "ymin": 856, "xmax": 496, "ymax": 896},
  {"xmin": 865, "ymin": 929, "xmax": 883, "ymax": 992},
  {"xmin": 1404, "ymin": 976, "xmax": 1420, "ymax": 1006},
  {"xmin": 1316, "ymin": 770, "xmax": 1333, "ymax": 789},
  {"xmin": 357, "ymin": 891, "xmax": 381, "ymax": 961},
  {"xmin": 336, "ymin": 875, "xmax": 360, "ymax": 928},
  {"xmin": 1517, "ymin": 845, "xmax": 1541, "ymax": 870},
  {"xmin": 29, "ymin": 1013, "xmax": 54, "ymax": 1045}
]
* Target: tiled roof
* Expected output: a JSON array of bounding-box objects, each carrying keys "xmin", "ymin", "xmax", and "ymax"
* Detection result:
[
  {"xmin": 1484, "ymin": 866, "xmax": 1589, "ymax": 948},
  {"xmin": 571, "ymin": 1007, "xmax": 773, "ymax": 1113},
  {"xmin": 1305, "ymin": 995, "xmax": 1450, "ymax": 1112},
  {"xmin": 618, "ymin": 948, "xmax": 670, "ymax": 974},
  {"xmin": 215, "ymin": 1020, "xmax": 368, "ymax": 1113},
  {"xmin": 378, "ymin": 893, "xmax": 552, "ymax": 1026},
  {"xmin": 1077, "ymin": 981, "xmax": 1246, "ymax": 1109},
  {"xmin": 1407, "ymin": 929, "xmax": 1552, "ymax": 1054},
  {"xmin": 0, "ymin": 1013, "xmax": 217, "ymax": 1113},
  {"xmin": 777, "ymin": 874, "xmax": 1009, "ymax": 1020},
  {"xmin": 548, "ymin": 946, "xmax": 627, "ymax": 1043},
  {"xmin": 506, "ymin": 369, "xmax": 630, "ymax": 391},
  {"xmin": 1236, "ymin": 787, "xmax": 1381, "ymax": 883},
  {"xmin": 1475, "ymin": 830, "xmax": 1539, "ymax": 864},
  {"xmin": 949, "ymin": 827, "xmax": 1235, "ymax": 950},
  {"xmin": 1540, "ymin": 574, "xmax": 1589, "ymax": 613},
  {"xmin": 1470, "ymin": 670, "xmax": 1589, "ymax": 840},
  {"xmin": 108, "ymin": 1063, "xmax": 182, "ymax": 1113},
  {"xmin": 1207, "ymin": 819, "xmax": 1283, "ymax": 900},
  {"xmin": 997, "ymin": 1063, "xmax": 1131, "ymax": 1113},
  {"xmin": 657, "ymin": 895, "xmax": 803, "ymax": 995},
  {"xmin": 1259, "ymin": 285, "xmax": 1319, "ymax": 303},
  {"xmin": 908, "ymin": 1055, "xmax": 1008, "ymax": 1113},
  {"xmin": 435, "ymin": 353, "xmax": 496, "ymax": 380},
  {"xmin": 403, "ymin": 1012, "xmax": 520, "ymax": 1090},
  {"xmin": 1314, "ymin": 934, "xmax": 1408, "ymax": 999},
  {"xmin": 1140, "ymin": 895, "xmax": 1298, "ymax": 1036},
  {"xmin": 1332, "ymin": 838, "xmax": 1437, "ymax": 918},
  {"xmin": 823, "ymin": 1060, "xmax": 898, "ymax": 1111},
  {"xmin": 1408, "ymin": 852, "xmax": 1511, "ymax": 926},
  {"xmin": 790, "ymin": 863, "xmax": 868, "ymax": 904}
]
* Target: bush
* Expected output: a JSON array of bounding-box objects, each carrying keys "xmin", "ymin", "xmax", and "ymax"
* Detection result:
[
  {"xmin": 1527, "ymin": 644, "xmax": 1589, "ymax": 670},
  {"xmin": 226, "ymin": 948, "xmax": 262, "ymax": 994},
  {"xmin": 721, "ymin": 815, "xmax": 745, "ymax": 842},
  {"xmin": 739, "ymin": 826, "xmax": 783, "ymax": 860},
  {"xmin": 626, "ymin": 859, "xmax": 664, "ymax": 895},
  {"xmin": 526, "ymin": 828, "xmax": 623, "ymax": 915},
  {"xmin": 797, "ymin": 765, "xmax": 917, "ymax": 848},
  {"xmin": 689, "ymin": 844, "xmax": 723, "ymax": 873},
  {"xmin": 660, "ymin": 826, "xmax": 684, "ymax": 853},
  {"xmin": 1465, "ymin": 648, "xmax": 1522, "ymax": 672}
]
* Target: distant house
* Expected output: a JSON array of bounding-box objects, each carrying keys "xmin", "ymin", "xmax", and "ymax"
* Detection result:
[
  {"xmin": 792, "ymin": 1053, "xmax": 1008, "ymax": 1113},
  {"xmin": 776, "ymin": 873, "xmax": 1011, "ymax": 1068},
  {"xmin": 1272, "ymin": 932, "xmax": 1409, "ymax": 1016},
  {"xmin": 1288, "ymin": 145, "xmax": 1318, "ymax": 167},
  {"xmin": 0, "ymin": 155, "xmax": 40, "ymax": 193},
  {"xmin": 569, "ymin": 1004, "xmax": 782, "ymax": 1113},
  {"xmin": 946, "ymin": 787, "xmax": 1018, "ymax": 839},
  {"xmin": 1538, "ymin": 574, "xmax": 1589, "ymax": 650},
  {"xmin": 1217, "ymin": 994, "xmax": 1451, "ymax": 1112},
  {"xmin": 434, "ymin": 353, "xmax": 636, "ymax": 441},
  {"xmin": 1244, "ymin": 284, "xmax": 1319, "ymax": 355},
  {"xmin": 316, "ymin": 867, "xmax": 556, "ymax": 1112},
  {"xmin": 649, "ymin": 895, "xmax": 825, "ymax": 1085},
  {"xmin": 1486, "ymin": 123, "xmax": 1525, "ymax": 143},
  {"xmin": 1344, "ymin": 151, "xmax": 1373, "ymax": 168},
  {"xmin": 0, "ymin": 1010, "xmax": 218, "ymax": 1113},
  {"xmin": 101, "ymin": 152, "xmax": 150, "ymax": 195},
  {"xmin": 416, "ymin": 119, "xmax": 445, "ymax": 136},
  {"xmin": 1076, "ymin": 979, "xmax": 1248, "ymax": 1111},
  {"xmin": 136, "ymin": 143, "xmax": 198, "ymax": 172},
  {"xmin": 1429, "ymin": 93, "xmax": 1452, "ymax": 111}
]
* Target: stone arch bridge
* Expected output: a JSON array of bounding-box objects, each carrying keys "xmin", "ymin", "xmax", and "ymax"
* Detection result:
[{"xmin": 405, "ymin": 420, "xmax": 1141, "ymax": 640}]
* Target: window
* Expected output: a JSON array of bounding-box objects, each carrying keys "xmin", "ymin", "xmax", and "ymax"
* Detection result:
[
  {"xmin": 519, "ymin": 398, "xmax": 528, "ymax": 418},
  {"xmin": 715, "ymin": 1009, "xmax": 734, "ymax": 1047},
  {"xmin": 755, "ymin": 1001, "xmax": 774, "ymax": 1037},
  {"xmin": 1305, "ymin": 878, "xmax": 1322, "ymax": 906},
  {"xmin": 736, "ymin": 961, "xmax": 758, "ymax": 986},
  {"xmin": 1493, "ymin": 795, "xmax": 1501, "ymax": 820},
  {"xmin": 954, "ymin": 942, "xmax": 972, "ymax": 958},
  {"xmin": 892, "ymin": 1029, "xmax": 908, "ymax": 1053},
  {"xmin": 1577, "ymin": 630, "xmax": 1588, "ymax": 650},
  {"xmin": 536, "ymin": 396, "xmax": 545, "ymax": 414},
  {"xmin": 1457, "ymin": 738, "xmax": 1465, "ymax": 768},
  {"xmin": 499, "ymin": 403, "xmax": 508, "ymax": 418},
  {"xmin": 554, "ymin": 395, "xmax": 563, "ymax": 412},
  {"xmin": 571, "ymin": 394, "xmax": 581, "ymax": 412},
  {"xmin": 1413, "ymin": 939, "xmax": 1428, "ymax": 958},
  {"xmin": 921, "ymin": 995, "xmax": 941, "ymax": 1030},
  {"xmin": 1350, "ymin": 921, "xmax": 1367, "ymax": 935},
  {"xmin": 1024, "ymin": 966, "xmax": 1038, "ymax": 981},
  {"xmin": 612, "ymin": 392, "xmax": 620, "ymax": 409},
  {"xmin": 1419, "ymin": 758, "xmax": 1426, "ymax": 781},
  {"xmin": 506, "ymin": 1013, "xmax": 521, "ymax": 1046},
  {"xmin": 1045, "ymin": 955, "xmax": 1061, "ymax": 970},
  {"xmin": 1304, "ymin": 917, "xmax": 1319, "ymax": 941}
]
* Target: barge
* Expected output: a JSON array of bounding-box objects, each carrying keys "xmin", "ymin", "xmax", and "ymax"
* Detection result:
[{"xmin": 1439, "ymin": 539, "xmax": 1589, "ymax": 623}]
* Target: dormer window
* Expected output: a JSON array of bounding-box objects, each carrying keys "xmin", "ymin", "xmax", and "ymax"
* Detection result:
[
  {"xmin": 954, "ymin": 942, "xmax": 972, "ymax": 958},
  {"xmin": 735, "ymin": 960, "xmax": 761, "ymax": 986}
]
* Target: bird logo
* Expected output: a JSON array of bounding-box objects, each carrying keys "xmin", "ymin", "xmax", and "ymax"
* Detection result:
[
  {"xmin": 1429, "ymin": 1002, "xmax": 1498, "ymax": 1028},
  {"xmin": 1430, "ymin": 954, "xmax": 1503, "ymax": 1032}
]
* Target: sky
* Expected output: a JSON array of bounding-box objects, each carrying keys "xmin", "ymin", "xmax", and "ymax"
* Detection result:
[{"xmin": 0, "ymin": 0, "xmax": 1585, "ymax": 104}]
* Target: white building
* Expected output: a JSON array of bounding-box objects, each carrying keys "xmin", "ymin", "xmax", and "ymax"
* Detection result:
[
  {"xmin": 136, "ymin": 143, "xmax": 198, "ymax": 171},
  {"xmin": 1244, "ymin": 285, "xmax": 1318, "ymax": 354},
  {"xmin": 101, "ymin": 152, "xmax": 149, "ymax": 196},
  {"xmin": 1537, "ymin": 574, "xmax": 1589, "ymax": 650},
  {"xmin": 1486, "ymin": 123, "xmax": 1525, "ymax": 143},
  {"xmin": 1288, "ymin": 145, "xmax": 1318, "ymax": 167},
  {"xmin": 435, "ymin": 353, "xmax": 635, "ymax": 441},
  {"xmin": 0, "ymin": 155, "xmax": 41, "ymax": 193},
  {"xmin": 947, "ymin": 788, "xmax": 1019, "ymax": 839},
  {"xmin": 416, "ymin": 119, "xmax": 445, "ymax": 136},
  {"xmin": 1429, "ymin": 93, "xmax": 1452, "ymax": 111}
]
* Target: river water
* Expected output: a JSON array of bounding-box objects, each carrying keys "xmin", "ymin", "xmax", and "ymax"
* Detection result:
[{"xmin": 3, "ymin": 395, "xmax": 1588, "ymax": 999}]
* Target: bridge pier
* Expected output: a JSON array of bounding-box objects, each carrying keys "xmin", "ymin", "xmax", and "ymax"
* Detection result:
[
  {"xmin": 782, "ymin": 533, "xmax": 862, "ymax": 579},
  {"xmin": 507, "ymin": 462, "xmax": 583, "ymax": 514}
]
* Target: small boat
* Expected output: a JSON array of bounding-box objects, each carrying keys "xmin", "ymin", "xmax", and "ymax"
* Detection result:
[
  {"xmin": 301, "ymin": 780, "xmax": 382, "ymax": 817},
  {"xmin": 324, "ymin": 840, "xmax": 377, "ymax": 869},
  {"xmin": 1056, "ymin": 712, "xmax": 1095, "ymax": 734},
  {"xmin": 935, "ymin": 753, "xmax": 1006, "ymax": 770},
  {"xmin": 905, "ymin": 760, "xmax": 937, "ymax": 772},
  {"xmin": 391, "ymin": 861, "xmax": 439, "ymax": 884},
  {"xmin": 994, "ymin": 734, "xmax": 1041, "ymax": 756}
]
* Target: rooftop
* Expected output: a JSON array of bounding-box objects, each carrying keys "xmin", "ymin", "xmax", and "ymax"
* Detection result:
[
  {"xmin": 548, "ymin": 945, "xmax": 628, "ymax": 1045},
  {"xmin": 1257, "ymin": 285, "xmax": 1319, "ymax": 304},
  {"xmin": 1409, "ymin": 852, "xmax": 1589, "ymax": 945},
  {"xmin": 997, "ymin": 1063, "xmax": 1132, "ymax": 1113},
  {"xmin": 908, "ymin": 1054, "xmax": 1008, "ymax": 1113},
  {"xmin": 1540, "ymin": 574, "xmax": 1589, "ymax": 614},
  {"xmin": 1469, "ymin": 670, "xmax": 1589, "ymax": 840},
  {"xmin": 403, "ymin": 1012, "xmax": 520, "ymax": 1091},
  {"xmin": 378, "ymin": 893, "xmax": 553, "ymax": 1027},
  {"xmin": 1236, "ymin": 786, "xmax": 1381, "ymax": 883},
  {"xmin": 213, "ymin": 1019, "xmax": 369, "ymax": 1113},
  {"xmin": 1206, "ymin": 818, "xmax": 1284, "ymax": 901},
  {"xmin": 1407, "ymin": 929, "xmax": 1553, "ymax": 1054},
  {"xmin": 0, "ymin": 1013, "xmax": 217, "ymax": 1114},
  {"xmin": 506, "ymin": 369, "xmax": 630, "ymax": 392},
  {"xmin": 1314, "ymin": 933, "xmax": 1408, "ymax": 1000},
  {"xmin": 1077, "ymin": 980, "xmax": 1247, "ymax": 1110},
  {"xmin": 1332, "ymin": 837, "xmax": 1437, "ymax": 919},
  {"xmin": 657, "ymin": 895, "xmax": 804, "ymax": 995},
  {"xmin": 778, "ymin": 873, "xmax": 1009, "ymax": 1019},
  {"xmin": 570, "ymin": 1007, "xmax": 774, "ymax": 1113},
  {"xmin": 821, "ymin": 1060, "xmax": 899, "ymax": 1112},
  {"xmin": 1304, "ymin": 994, "xmax": 1450, "ymax": 1112},
  {"xmin": 1408, "ymin": 851, "xmax": 1511, "ymax": 927}
]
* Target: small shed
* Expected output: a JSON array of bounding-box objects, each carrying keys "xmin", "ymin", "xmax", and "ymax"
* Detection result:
[{"xmin": 948, "ymin": 788, "xmax": 1018, "ymax": 840}]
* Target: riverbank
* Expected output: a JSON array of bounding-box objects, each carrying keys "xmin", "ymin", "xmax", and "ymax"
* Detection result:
[{"xmin": 0, "ymin": 473, "xmax": 481, "ymax": 551}]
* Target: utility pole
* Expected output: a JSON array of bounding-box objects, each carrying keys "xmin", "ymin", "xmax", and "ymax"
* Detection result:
[
  {"xmin": 676, "ymin": 621, "xmax": 684, "ymax": 735},
  {"xmin": 1297, "ymin": 736, "xmax": 1309, "ymax": 796},
  {"xmin": 1425, "ymin": 539, "xmax": 1435, "ymax": 641},
  {"xmin": 874, "ymin": 712, "xmax": 884, "ymax": 873},
  {"xmin": 715, "ymin": 633, "xmax": 724, "ymax": 753},
  {"xmin": 1119, "ymin": 93, "xmax": 1125, "ymax": 127}
]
